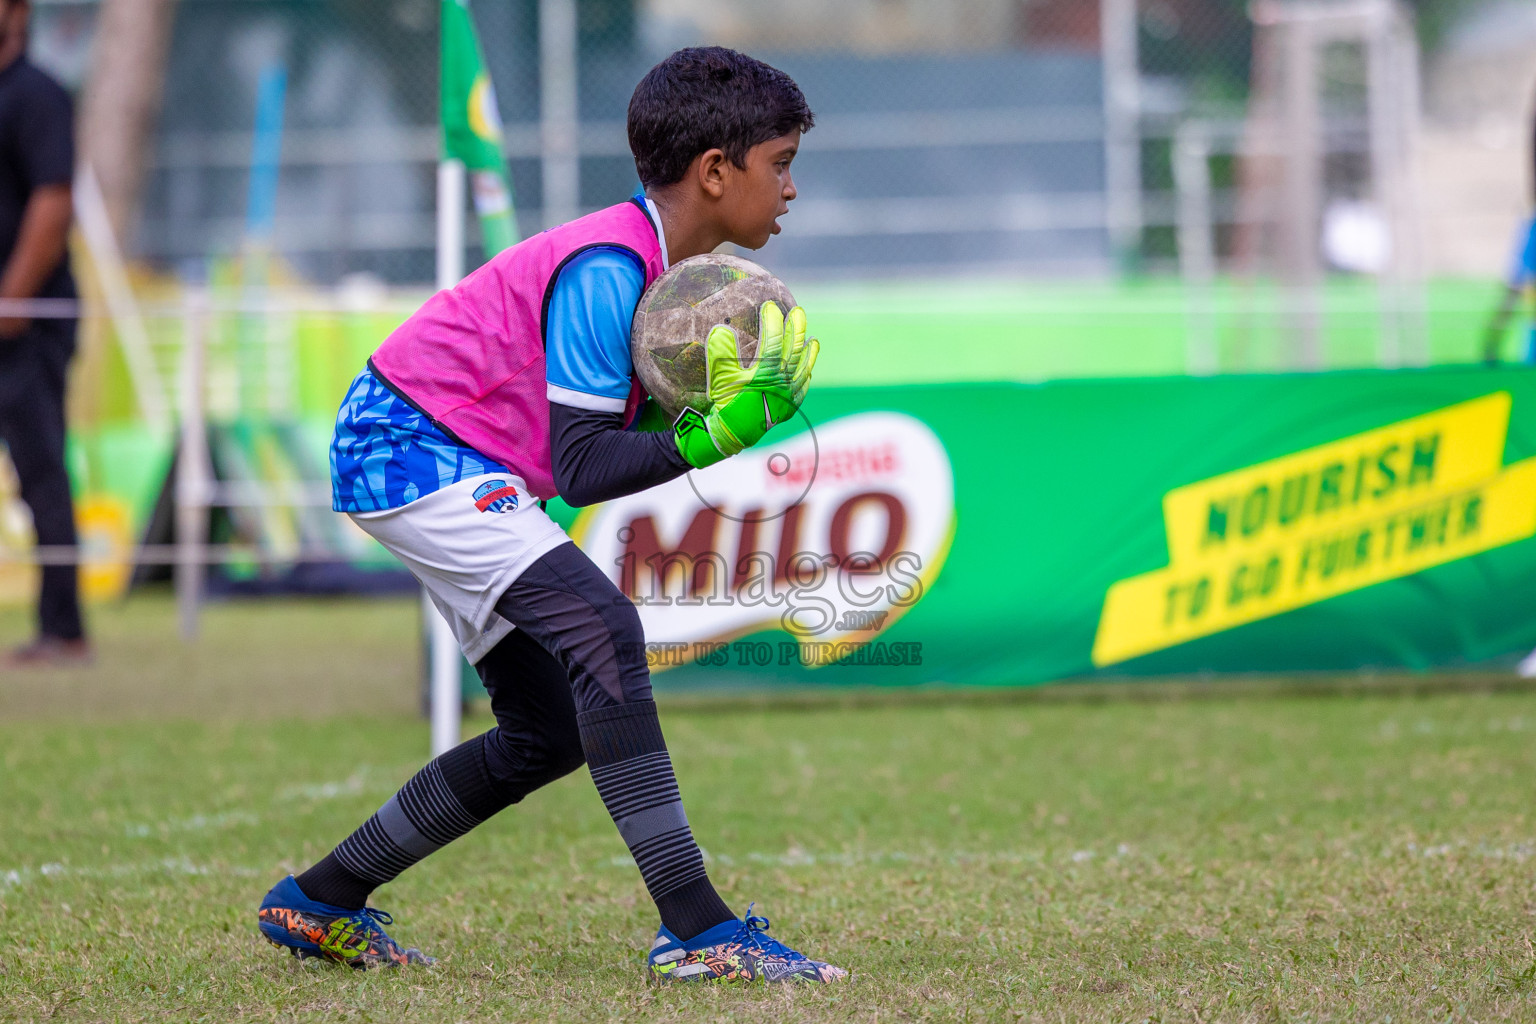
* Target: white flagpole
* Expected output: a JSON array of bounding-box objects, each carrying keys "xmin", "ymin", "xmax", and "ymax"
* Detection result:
[
  {"xmin": 1100, "ymin": 0, "xmax": 1142, "ymax": 267},
  {"xmin": 429, "ymin": 157, "xmax": 467, "ymax": 757}
]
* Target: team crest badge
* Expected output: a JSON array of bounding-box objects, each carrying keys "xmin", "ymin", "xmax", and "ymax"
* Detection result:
[{"xmin": 473, "ymin": 479, "xmax": 519, "ymax": 513}]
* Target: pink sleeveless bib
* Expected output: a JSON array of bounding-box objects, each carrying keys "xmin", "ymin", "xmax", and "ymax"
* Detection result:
[{"xmin": 370, "ymin": 199, "xmax": 665, "ymax": 499}]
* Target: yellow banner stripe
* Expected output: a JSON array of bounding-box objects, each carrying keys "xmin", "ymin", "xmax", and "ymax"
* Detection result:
[{"xmin": 1093, "ymin": 392, "xmax": 1536, "ymax": 667}]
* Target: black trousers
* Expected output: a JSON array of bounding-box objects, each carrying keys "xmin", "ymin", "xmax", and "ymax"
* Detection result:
[
  {"xmin": 472, "ymin": 541, "xmax": 653, "ymax": 797},
  {"xmin": 0, "ymin": 319, "xmax": 82, "ymax": 641}
]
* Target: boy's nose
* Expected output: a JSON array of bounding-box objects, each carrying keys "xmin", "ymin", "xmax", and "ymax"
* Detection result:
[{"xmin": 783, "ymin": 174, "xmax": 797, "ymax": 201}]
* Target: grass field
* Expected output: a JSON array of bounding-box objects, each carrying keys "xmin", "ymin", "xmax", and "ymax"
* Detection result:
[{"xmin": 5, "ymin": 598, "xmax": 1536, "ymax": 1021}]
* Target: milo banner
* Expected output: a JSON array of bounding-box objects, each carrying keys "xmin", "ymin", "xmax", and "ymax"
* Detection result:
[{"xmin": 551, "ymin": 367, "xmax": 1536, "ymax": 689}]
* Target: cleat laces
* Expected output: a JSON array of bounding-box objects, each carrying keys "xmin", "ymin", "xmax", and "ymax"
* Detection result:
[
  {"xmin": 359, "ymin": 907, "xmax": 394, "ymax": 928},
  {"xmin": 328, "ymin": 907, "xmax": 397, "ymax": 955},
  {"xmin": 732, "ymin": 904, "xmax": 806, "ymax": 962}
]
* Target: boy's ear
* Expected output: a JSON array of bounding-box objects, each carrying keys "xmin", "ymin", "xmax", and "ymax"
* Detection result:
[{"xmin": 695, "ymin": 148, "xmax": 729, "ymax": 199}]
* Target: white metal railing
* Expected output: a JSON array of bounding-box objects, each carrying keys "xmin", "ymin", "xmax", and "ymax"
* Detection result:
[{"xmin": 0, "ymin": 296, "xmax": 399, "ymax": 642}]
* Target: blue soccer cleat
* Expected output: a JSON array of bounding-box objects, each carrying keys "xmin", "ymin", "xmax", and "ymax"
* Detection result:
[
  {"xmin": 647, "ymin": 905, "xmax": 847, "ymax": 984},
  {"xmin": 257, "ymin": 875, "xmax": 434, "ymax": 969}
]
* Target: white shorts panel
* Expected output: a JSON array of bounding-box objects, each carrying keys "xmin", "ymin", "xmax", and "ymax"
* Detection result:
[{"xmin": 350, "ymin": 474, "xmax": 570, "ymax": 662}]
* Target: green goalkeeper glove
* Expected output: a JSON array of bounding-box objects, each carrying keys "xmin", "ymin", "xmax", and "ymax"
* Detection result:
[{"xmin": 673, "ymin": 301, "xmax": 819, "ymax": 469}]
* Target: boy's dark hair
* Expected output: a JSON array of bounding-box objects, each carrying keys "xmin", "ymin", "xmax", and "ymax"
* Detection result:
[{"xmin": 628, "ymin": 46, "xmax": 814, "ymax": 190}]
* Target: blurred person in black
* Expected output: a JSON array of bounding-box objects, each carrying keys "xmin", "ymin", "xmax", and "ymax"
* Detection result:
[
  {"xmin": 0, "ymin": 0, "xmax": 87, "ymax": 665},
  {"xmin": 1482, "ymin": 81, "xmax": 1536, "ymax": 367}
]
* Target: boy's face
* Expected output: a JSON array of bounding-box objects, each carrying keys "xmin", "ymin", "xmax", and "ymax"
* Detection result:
[{"xmin": 720, "ymin": 131, "xmax": 800, "ymax": 250}]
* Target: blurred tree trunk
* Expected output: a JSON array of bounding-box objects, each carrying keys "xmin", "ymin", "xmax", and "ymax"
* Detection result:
[{"xmin": 76, "ymin": 0, "xmax": 178, "ymax": 246}]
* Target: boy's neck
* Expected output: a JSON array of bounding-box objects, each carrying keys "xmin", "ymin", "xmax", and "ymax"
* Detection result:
[{"xmin": 647, "ymin": 188, "xmax": 726, "ymax": 264}]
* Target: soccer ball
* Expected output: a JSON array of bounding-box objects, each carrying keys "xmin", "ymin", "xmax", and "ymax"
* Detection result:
[{"xmin": 630, "ymin": 253, "xmax": 796, "ymax": 422}]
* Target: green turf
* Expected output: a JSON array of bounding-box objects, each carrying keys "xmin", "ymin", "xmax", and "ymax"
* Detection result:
[
  {"xmin": 0, "ymin": 593, "xmax": 422, "ymax": 723},
  {"xmin": 4, "ymin": 595, "xmax": 1536, "ymax": 1021}
]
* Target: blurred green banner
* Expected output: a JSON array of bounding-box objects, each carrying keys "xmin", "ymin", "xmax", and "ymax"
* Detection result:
[{"xmin": 551, "ymin": 366, "xmax": 1536, "ymax": 689}]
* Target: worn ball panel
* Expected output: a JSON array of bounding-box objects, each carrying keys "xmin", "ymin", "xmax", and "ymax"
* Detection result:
[{"xmin": 630, "ymin": 253, "xmax": 796, "ymax": 422}]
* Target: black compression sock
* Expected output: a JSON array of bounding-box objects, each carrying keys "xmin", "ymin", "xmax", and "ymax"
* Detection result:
[
  {"xmin": 295, "ymin": 732, "xmax": 512, "ymax": 910},
  {"xmin": 295, "ymin": 852, "xmax": 372, "ymax": 911},
  {"xmin": 578, "ymin": 700, "xmax": 735, "ymax": 941},
  {"xmin": 657, "ymin": 877, "xmax": 739, "ymax": 942}
]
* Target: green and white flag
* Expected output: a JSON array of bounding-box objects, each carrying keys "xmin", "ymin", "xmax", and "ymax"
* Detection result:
[{"xmin": 441, "ymin": 0, "xmax": 519, "ymax": 255}]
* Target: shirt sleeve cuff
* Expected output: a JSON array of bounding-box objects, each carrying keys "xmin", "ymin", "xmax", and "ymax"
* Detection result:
[{"xmin": 547, "ymin": 382, "xmax": 629, "ymax": 413}]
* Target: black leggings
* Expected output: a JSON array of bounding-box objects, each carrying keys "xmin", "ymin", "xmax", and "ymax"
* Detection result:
[
  {"xmin": 296, "ymin": 542, "xmax": 710, "ymax": 915},
  {"xmin": 473, "ymin": 541, "xmax": 652, "ymax": 798}
]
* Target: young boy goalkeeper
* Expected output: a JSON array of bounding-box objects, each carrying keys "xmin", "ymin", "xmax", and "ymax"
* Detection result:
[{"xmin": 256, "ymin": 47, "xmax": 839, "ymax": 983}]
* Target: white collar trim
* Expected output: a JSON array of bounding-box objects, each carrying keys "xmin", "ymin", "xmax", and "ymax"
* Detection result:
[{"xmin": 641, "ymin": 195, "xmax": 670, "ymax": 269}]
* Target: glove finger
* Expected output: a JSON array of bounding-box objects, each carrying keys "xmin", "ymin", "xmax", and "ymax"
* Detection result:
[
  {"xmin": 794, "ymin": 336, "xmax": 819, "ymax": 390},
  {"xmin": 705, "ymin": 324, "xmax": 747, "ymax": 405},
  {"xmin": 800, "ymin": 334, "xmax": 819, "ymax": 379},
  {"xmin": 780, "ymin": 305, "xmax": 808, "ymax": 379},
  {"xmin": 788, "ymin": 336, "xmax": 818, "ymax": 408},
  {"xmin": 754, "ymin": 300, "xmax": 787, "ymax": 373}
]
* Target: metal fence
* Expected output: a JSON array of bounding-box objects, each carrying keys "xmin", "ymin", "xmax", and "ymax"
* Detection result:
[
  {"xmin": 0, "ymin": 295, "xmax": 416, "ymax": 626},
  {"xmin": 27, "ymin": 0, "xmax": 1271, "ymax": 284},
  {"xmin": 23, "ymin": 0, "xmax": 1536, "ymax": 358}
]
